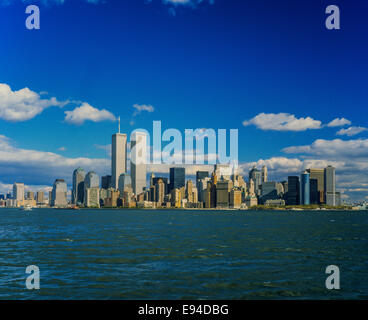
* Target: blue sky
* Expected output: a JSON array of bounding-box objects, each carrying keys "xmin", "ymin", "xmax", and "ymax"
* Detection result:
[{"xmin": 0, "ymin": 0, "xmax": 368, "ymax": 201}]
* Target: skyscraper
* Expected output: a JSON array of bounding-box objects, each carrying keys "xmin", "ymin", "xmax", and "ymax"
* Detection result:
[
  {"xmin": 307, "ymin": 168, "xmax": 325, "ymax": 204},
  {"xmin": 131, "ymin": 131, "xmax": 147, "ymax": 196},
  {"xmin": 300, "ymin": 171, "xmax": 310, "ymax": 205},
  {"xmin": 72, "ymin": 167, "xmax": 85, "ymax": 205},
  {"xmin": 325, "ymin": 165, "xmax": 336, "ymax": 206},
  {"xmin": 101, "ymin": 175, "xmax": 112, "ymax": 189},
  {"xmin": 51, "ymin": 179, "xmax": 67, "ymax": 207},
  {"xmin": 310, "ymin": 179, "xmax": 319, "ymax": 204},
  {"xmin": 13, "ymin": 183, "xmax": 24, "ymax": 202},
  {"xmin": 287, "ymin": 176, "xmax": 300, "ymax": 205},
  {"xmin": 249, "ymin": 166, "xmax": 262, "ymax": 194},
  {"xmin": 118, "ymin": 173, "xmax": 132, "ymax": 194},
  {"xmin": 169, "ymin": 167, "xmax": 185, "ymax": 192},
  {"xmin": 112, "ymin": 118, "xmax": 127, "ymax": 190},
  {"xmin": 261, "ymin": 165, "xmax": 268, "ymax": 183}
]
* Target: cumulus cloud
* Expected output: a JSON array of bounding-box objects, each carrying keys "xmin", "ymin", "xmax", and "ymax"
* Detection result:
[
  {"xmin": 0, "ymin": 134, "xmax": 110, "ymax": 187},
  {"xmin": 327, "ymin": 118, "xmax": 351, "ymax": 127},
  {"xmin": 283, "ymin": 138, "xmax": 368, "ymax": 159},
  {"xmin": 242, "ymin": 113, "xmax": 322, "ymax": 132},
  {"xmin": 130, "ymin": 103, "xmax": 155, "ymax": 125},
  {"xmin": 0, "ymin": 83, "xmax": 67, "ymax": 122},
  {"xmin": 64, "ymin": 102, "xmax": 116, "ymax": 125},
  {"xmin": 336, "ymin": 126, "xmax": 368, "ymax": 137}
]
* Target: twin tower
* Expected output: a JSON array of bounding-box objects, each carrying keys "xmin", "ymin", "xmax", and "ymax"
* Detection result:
[{"xmin": 112, "ymin": 119, "xmax": 147, "ymax": 196}]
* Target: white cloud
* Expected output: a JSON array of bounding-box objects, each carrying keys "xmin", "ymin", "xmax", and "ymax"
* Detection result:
[
  {"xmin": 283, "ymin": 138, "xmax": 368, "ymax": 159},
  {"xmin": 327, "ymin": 118, "xmax": 351, "ymax": 127},
  {"xmin": 242, "ymin": 113, "xmax": 322, "ymax": 132},
  {"xmin": 130, "ymin": 103, "xmax": 155, "ymax": 125},
  {"xmin": 58, "ymin": 146, "xmax": 67, "ymax": 151},
  {"xmin": 336, "ymin": 126, "xmax": 368, "ymax": 137},
  {"xmin": 0, "ymin": 83, "xmax": 67, "ymax": 122},
  {"xmin": 64, "ymin": 102, "xmax": 116, "ymax": 125},
  {"xmin": 0, "ymin": 134, "xmax": 110, "ymax": 187}
]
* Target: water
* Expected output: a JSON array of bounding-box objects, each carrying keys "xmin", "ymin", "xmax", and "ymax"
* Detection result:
[{"xmin": 0, "ymin": 208, "xmax": 367, "ymax": 300}]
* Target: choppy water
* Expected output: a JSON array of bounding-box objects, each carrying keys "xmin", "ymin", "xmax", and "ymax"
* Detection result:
[{"xmin": 0, "ymin": 208, "xmax": 367, "ymax": 299}]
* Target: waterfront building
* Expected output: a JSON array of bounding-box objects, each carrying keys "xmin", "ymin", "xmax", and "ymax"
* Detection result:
[
  {"xmin": 249, "ymin": 166, "xmax": 262, "ymax": 194},
  {"xmin": 85, "ymin": 187, "xmax": 100, "ymax": 208},
  {"xmin": 171, "ymin": 188, "xmax": 182, "ymax": 208},
  {"xmin": 265, "ymin": 199, "xmax": 285, "ymax": 206},
  {"xmin": 51, "ymin": 179, "xmax": 67, "ymax": 207},
  {"xmin": 247, "ymin": 179, "xmax": 255, "ymax": 196},
  {"xmin": 36, "ymin": 191, "xmax": 44, "ymax": 204},
  {"xmin": 245, "ymin": 195, "xmax": 258, "ymax": 208},
  {"xmin": 186, "ymin": 180, "xmax": 194, "ymax": 203},
  {"xmin": 325, "ymin": 165, "xmax": 336, "ymax": 206},
  {"xmin": 13, "ymin": 183, "xmax": 25, "ymax": 203},
  {"xmin": 118, "ymin": 173, "xmax": 132, "ymax": 194},
  {"xmin": 287, "ymin": 176, "xmax": 300, "ymax": 205},
  {"xmin": 260, "ymin": 181, "xmax": 279, "ymax": 204},
  {"xmin": 307, "ymin": 168, "xmax": 325, "ymax": 204},
  {"xmin": 111, "ymin": 119, "xmax": 127, "ymax": 189},
  {"xmin": 72, "ymin": 167, "xmax": 85, "ymax": 205},
  {"xmin": 101, "ymin": 175, "xmax": 112, "ymax": 190},
  {"xmin": 216, "ymin": 179, "xmax": 233, "ymax": 208},
  {"xmin": 230, "ymin": 189, "xmax": 242, "ymax": 209},
  {"xmin": 152, "ymin": 177, "xmax": 168, "ymax": 195},
  {"xmin": 26, "ymin": 191, "xmax": 34, "ymax": 200},
  {"xmin": 300, "ymin": 171, "xmax": 310, "ymax": 205},
  {"xmin": 155, "ymin": 179, "xmax": 165, "ymax": 206},
  {"xmin": 169, "ymin": 167, "xmax": 185, "ymax": 192},
  {"xmin": 310, "ymin": 179, "xmax": 319, "ymax": 204},
  {"xmin": 131, "ymin": 131, "xmax": 147, "ymax": 196},
  {"xmin": 197, "ymin": 177, "xmax": 211, "ymax": 203}
]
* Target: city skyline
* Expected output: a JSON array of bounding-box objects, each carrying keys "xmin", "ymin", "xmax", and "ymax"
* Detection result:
[{"xmin": 0, "ymin": 1, "xmax": 368, "ymax": 202}]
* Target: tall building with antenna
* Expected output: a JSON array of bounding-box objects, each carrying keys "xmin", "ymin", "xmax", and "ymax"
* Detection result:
[{"xmin": 111, "ymin": 116, "xmax": 127, "ymax": 189}]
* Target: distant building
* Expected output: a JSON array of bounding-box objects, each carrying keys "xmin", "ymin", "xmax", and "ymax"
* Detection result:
[
  {"xmin": 300, "ymin": 171, "xmax": 310, "ymax": 205},
  {"xmin": 111, "ymin": 120, "xmax": 127, "ymax": 189},
  {"xmin": 51, "ymin": 179, "xmax": 67, "ymax": 207},
  {"xmin": 85, "ymin": 187, "xmax": 100, "ymax": 208},
  {"xmin": 118, "ymin": 173, "xmax": 132, "ymax": 194},
  {"xmin": 131, "ymin": 131, "xmax": 147, "ymax": 196},
  {"xmin": 72, "ymin": 167, "xmax": 85, "ymax": 205},
  {"xmin": 249, "ymin": 166, "xmax": 262, "ymax": 194},
  {"xmin": 245, "ymin": 195, "xmax": 258, "ymax": 208},
  {"xmin": 261, "ymin": 165, "xmax": 268, "ymax": 183},
  {"xmin": 216, "ymin": 180, "xmax": 233, "ymax": 208},
  {"xmin": 307, "ymin": 168, "xmax": 325, "ymax": 204},
  {"xmin": 169, "ymin": 167, "xmax": 185, "ymax": 192},
  {"xmin": 310, "ymin": 179, "xmax": 319, "ymax": 204},
  {"xmin": 101, "ymin": 175, "xmax": 112, "ymax": 189},
  {"xmin": 230, "ymin": 189, "xmax": 242, "ymax": 209},
  {"xmin": 152, "ymin": 177, "xmax": 168, "ymax": 195},
  {"xmin": 325, "ymin": 165, "xmax": 336, "ymax": 206},
  {"xmin": 13, "ymin": 183, "xmax": 25, "ymax": 203},
  {"xmin": 26, "ymin": 191, "xmax": 34, "ymax": 200},
  {"xmin": 287, "ymin": 176, "xmax": 300, "ymax": 205},
  {"xmin": 260, "ymin": 182, "xmax": 279, "ymax": 204},
  {"xmin": 155, "ymin": 179, "xmax": 165, "ymax": 206},
  {"xmin": 36, "ymin": 191, "xmax": 44, "ymax": 204}
]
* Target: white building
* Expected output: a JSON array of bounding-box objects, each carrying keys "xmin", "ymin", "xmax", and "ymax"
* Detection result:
[
  {"xmin": 131, "ymin": 131, "xmax": 147, "ymax": 196},
  {"xmin": 111, "ymin": 118, "xmax": 127, "ymax": 190}
]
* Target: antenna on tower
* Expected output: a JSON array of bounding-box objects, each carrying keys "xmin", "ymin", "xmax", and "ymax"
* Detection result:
[{"xmin": 118, "ymin": 116, "xmax": 120, "ymax": 134}]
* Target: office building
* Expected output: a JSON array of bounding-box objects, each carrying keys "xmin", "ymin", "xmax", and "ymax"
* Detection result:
[
  {"xmin": 131, "ymin": 131, "xmax": 147, "ymax": 196},
  {"xmin": 51, "ymin": 179, "xmax": 67, "ymax": 207},
  {"xmin": 249, "ymin": 166, "xmax": 262, "ymax": 193},
  {"xmin": 307, "ymin": 168, "xmax": 325, "ymax": 204},
  {"xmin": 300, "ymin": 171, "xmax": 310, "ymax": 205},
  {"xmin": 72, "ymin": 167, "xmax": 85, "ymax": 205},
  {"xmin": 325, "ymin": 165, "xmax": 336, "ymax": 206},
  {"xmin": 118, "ymin": 173, "xmax": 132, "ymax": 194},
  {"xmin": 13, "ymin": 183, "xmax": 25, "ymax": 202},
  {"xmin": 261, "ymin": 165, "xmax": 268, "ymax": 183},
  {"xmin": 216, "ymin": 180, "xmax": 233, "ymax": 208},
  {"xmin": 287, "ymin": 176, "xmax": 300, "ymax": 205},
  {"xmin": 36, "ymin": 191, "xmax": 44, "ymax": 204},
  {"xmin": 230, "ymin": 189, "xmax": 242, "ymax": 209},
  {"xmin": 260, "ymin": 181, "xmax": 279, "ymax": 204},
  {"xmin": 85, "ymin": 187, "xmax": 100, "ymax": 208},
  {"xmin": 169, "ymin": 167, "xmax": 185, "ymax": 192},
  {"xmin": 112, "ymin": 118, "xmax": 127, "ymax": 189},
  {"xmin": 101, "ymin": 175, "xmax": 112, "ymax": 189},
  {"xmin": 310, "ymin": 179, "xmax": 319, "ymax": 204}
]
